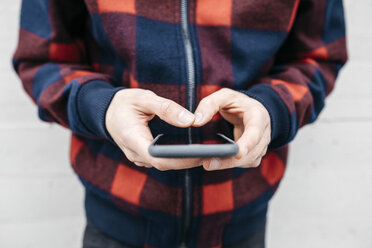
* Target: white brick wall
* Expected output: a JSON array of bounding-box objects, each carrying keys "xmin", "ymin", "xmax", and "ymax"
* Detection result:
[
  {"xmin": 0, "ymin": 1, "xmax": 371, "ymax": 247},
  {"xmin": 268, "ymin": 1, "xmax": 372, "ymax": 247},
  {"xmin": 0, "ymin": 1, "xmax": 85, "ymax": 247}
]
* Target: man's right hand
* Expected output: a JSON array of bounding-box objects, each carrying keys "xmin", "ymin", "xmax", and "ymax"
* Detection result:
[{"xmin": 105, "ymin": 89, "xmax": 202, "ymax": 171}]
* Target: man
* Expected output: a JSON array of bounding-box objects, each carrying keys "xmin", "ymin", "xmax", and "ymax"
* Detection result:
[{"xmin": 13, "ymin": 0, "xmax": 347, "ymax": 247}]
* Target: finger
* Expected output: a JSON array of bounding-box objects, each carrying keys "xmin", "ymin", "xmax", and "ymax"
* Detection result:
[
  {"xmin": 119, "ymin": 124, "xmax": 155, "ymax": 162},
  {"xmin": 134, "ymin": 162, "xmax": 152, "ymax": 168},
  {"xmin": 139, "ymin": 93, "xmax": 195, "ymax": 128},
  {"xmin": 126, "ymin": 147, "xmax": 201, "ymax": 170},
  {"xmin": 202, "ymin": 157, "xmax": 236, "ymax": 171},
  {"xmin": 150, "ymin": 157, "xmax": 202, "ymax": 171},
  {"xmin": 234, "ymin": 105, "xmax": 271, "ymax": 157},
  {"xmin": 245, "ymin": 124, "xmax": 270, "ymax": 160},
  {"xmin": 192, "ymin": 88, "xmax": 233, "ymax": 127},
  {"xmin": 121, "ymin": 146, "xmax": 141, "ymax": 164},
  {"xmin": 122, "ymin": 146, "xmax": 153, "ymax": 167},
  {"xmin": 235, "ymin": 124, "xmax": 269, "ymax": 163},
  {"xmin": 202, "ymin": 152, "xmax": 256, "ymax": 171},
  {"xmin": 124, "ymin": 144, "xmax": 201, "ymax": 170},
  {"xmin": 261, "ymin": 146, "xmax": 268, "ymax": 158},
  {"xmin": 235, "ymin": 131, "xmax": 270, "ymax": 168},
  {"xmin": 124, "ymin": 126, "xmax": 202, "ymax": 170},
  {"xmin": 201, "ymin": 158, "xmax": 214, "ymax": 171},
  {"xmin": 120, "ymin": 123, "xmax": 202, "ymax": 171},
  {"xmin": 203, "ymin": 127, "xmax": 270, "ymax": 170},
  {"xmin": 234, "ymin": 124, "xmax": 263, "ymax": 160},
  {"xmin": 259, "ymin": 126, "xmax": 270, "ymax": 158}
]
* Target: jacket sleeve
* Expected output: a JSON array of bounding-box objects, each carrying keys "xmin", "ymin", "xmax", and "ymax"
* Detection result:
[
  {"xmin": 242, "ymin": 0, "xmax": 348, "ymax": 149},
  {"xmin": 12, "ymin": 0, "xmax": 122, "ymax": 139}
]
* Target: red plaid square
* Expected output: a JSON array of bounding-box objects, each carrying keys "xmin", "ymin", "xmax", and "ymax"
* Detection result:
[
  {"xmin": 97, "ymin": 0, "xmax": 136, "ymax": 14},
  {"xmin": 49, "ymin": 43, "xmax": 80, "ymax": 62},
  {"xmin": 196, "ymin": 0, "xmax": 232, "ymax": 26},
  {"xmin": 111, "ymin": 165, "xmax": 147, "ymax": 205},
  {"xmin": 271, "ymin": 79, "xmax": 308, "ymax": 102},
  {"xmin": 202, "ymin": 180, "xmax": 234, "ymax": 214},
  {"xmin": 260, "ymin": 153, "xmax": 285, "ymax": 185}
]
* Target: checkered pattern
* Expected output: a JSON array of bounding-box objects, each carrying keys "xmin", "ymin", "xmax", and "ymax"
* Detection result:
[{"xmin": 13, "ymin": 0, "xmax": 347, "ymax": 247}]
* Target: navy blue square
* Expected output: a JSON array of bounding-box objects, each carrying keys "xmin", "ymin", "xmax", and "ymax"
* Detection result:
[
  {"xmin": 21, "ymin": 0, "xmax": 51, "ymax": 39},
  {"xmin": 90, "ymin": 14, "xmax": 120, "ymax": 65},
  {"xmin": 323, "ymin": 0, "xmax": 346, "ymax": 44},
  {"xmin": 231, "ymin": 28, "xmax": 286, "ymax": 88},
  {"xmin": 136, "ymin": 17, "xmax": 184, "ymax": 84},
  {"xmin": 33, "ymin": 63, "xmax": 62, "ymax": 101}
]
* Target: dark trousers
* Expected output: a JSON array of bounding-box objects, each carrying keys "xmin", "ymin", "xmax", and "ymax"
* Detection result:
[{"xmin": 83, "ymin": 222, "xmax": 266, "ymax": 248}]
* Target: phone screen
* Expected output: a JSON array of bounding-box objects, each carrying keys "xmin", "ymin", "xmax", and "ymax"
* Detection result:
[
  {"xmin": 154, "ymin": 133, "xmax": 233, "ymax": 145},
  {"xmin": 149, "ymin": 133, "xmax": 238, "ymax": 158}
]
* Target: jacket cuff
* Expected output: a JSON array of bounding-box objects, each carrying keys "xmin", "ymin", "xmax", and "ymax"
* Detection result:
[
  {"xmin": 76, "ymin": 80, "xmax": 123, "ymax": 140},
  {"xmin": 239, "ymin": 84, "xmax": 291, "ymax": 149}
]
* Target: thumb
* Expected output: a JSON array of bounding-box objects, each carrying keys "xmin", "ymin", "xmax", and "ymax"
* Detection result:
[
  {"xmin": 148, "ymin": 95, "xmax": 195, "ymax": 128},
  {"xmin": 192, "ymin": 88, "xmax": 232, "ymax": 127}
]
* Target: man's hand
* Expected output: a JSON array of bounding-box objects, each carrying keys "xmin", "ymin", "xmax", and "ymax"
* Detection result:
[
  {"xmin": 106, "ymin": 89, "xmax": 202, "ymax": 171},
  {"xmin": 192, "ymin": 88, "xmax": 271, "ymax": 170}
]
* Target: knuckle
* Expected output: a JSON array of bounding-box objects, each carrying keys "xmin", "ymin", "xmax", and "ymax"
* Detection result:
[
  {"xmin": 142, "ymin": 89, "xmax": 155, "ymax": 98},
  {"xmin": 115, "ymin": 89, "xmax": 129, "ymax": 101},
  {"xmin": 149, "ymin": 158, "xmax": 157, "ymax": 167},
  {"xmin": 252, "ymin": 158, "xmax": 262, "ymax": 167},
  {"xmin": 150, "ymin": 159, "xmax": 166, "ymax": 171},
  {"xmin": 253, "ymin": 149, "xmax": 265, "ymax": 161},
  {"xmin": 134, "ymin": 162, "xmax": 144, "ymax": 167},
  {"xmin": 246, "ymin": 152, "xmax": 260, "ymax": 165},
  {"xmin": 254, "ymin": 160, "xmax": 262, "ymax": 167},
  {"xmin": 199, "ymin": 97, "xmax": 212, "ymax": 107},
  {"xmin": 222, "ymin": 88, "xmax": 237, "ymax": 99},
  {"xmin": 265, "ymin": 132, "xmax": 271, "ymax": 144},
  {"xmin": 262, "ymin": 146, "xmax": 268, "ymax": 157},
  {"xmin": 144, "ymin": 89, "xmax": 155, "ymax": 95},
  {"xmin": 257, "ymin": 107, "xmax": 270, "ymax": 123},
  {"xmin": 155, "ymin": 164, "xmax": 167, "ymax": 171},
  {"xmin": 220, "ymin": 88, "xmax": 231, "ymax": 95},
  {"xmin": 135, "ymin": 90, "xmax": 155, "ymax": 103},
  {"xmin": 125, "ymin": 153, "xmax": 136, "ymax": 162},
  {"xmin": 159, "ymin": 100, "xmax": 172, "ymax": 117},
  {"xmin": 199, "ymin": 98, "xmax": 217, "ymax": 113},
  {"xmin": 127, "ymin": 89, "xmax": 142, "ymax": 99},
  {"xmin": 118, "ymin": 146, "xmax": 128, "ymax": 156}
]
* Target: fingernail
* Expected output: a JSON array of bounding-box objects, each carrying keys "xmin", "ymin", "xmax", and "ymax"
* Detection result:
[
  {"xmin": 209, "ymin": 158, "xmax": 220, "ymax": 170},
  {"xmin": 178, "ymin": 110, "xmax": 194, "ymax": 124},
  {"xmin": 194, "ymin": 112, "xmax": 203, "ymax": 125}
]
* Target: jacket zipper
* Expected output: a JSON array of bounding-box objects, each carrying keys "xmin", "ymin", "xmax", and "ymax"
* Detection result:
[{"xmin": 180, "ymin": 0, "xmax": 195, "ymax": 247}]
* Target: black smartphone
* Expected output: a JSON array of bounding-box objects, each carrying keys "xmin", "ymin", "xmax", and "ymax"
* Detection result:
[{"xmin": 148, "ymin": 133, "xmax": 239, "ymax": 158}]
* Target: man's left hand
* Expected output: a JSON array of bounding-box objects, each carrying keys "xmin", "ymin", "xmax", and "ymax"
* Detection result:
[{"xmin": 192, "ymin": 88, "xmax": 271, "ymax": 170}]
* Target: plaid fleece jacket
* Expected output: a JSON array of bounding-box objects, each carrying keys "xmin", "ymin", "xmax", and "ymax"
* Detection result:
[{"xmin": 13, "ymin": 0, "xmax": 347, "ymax": 247}]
